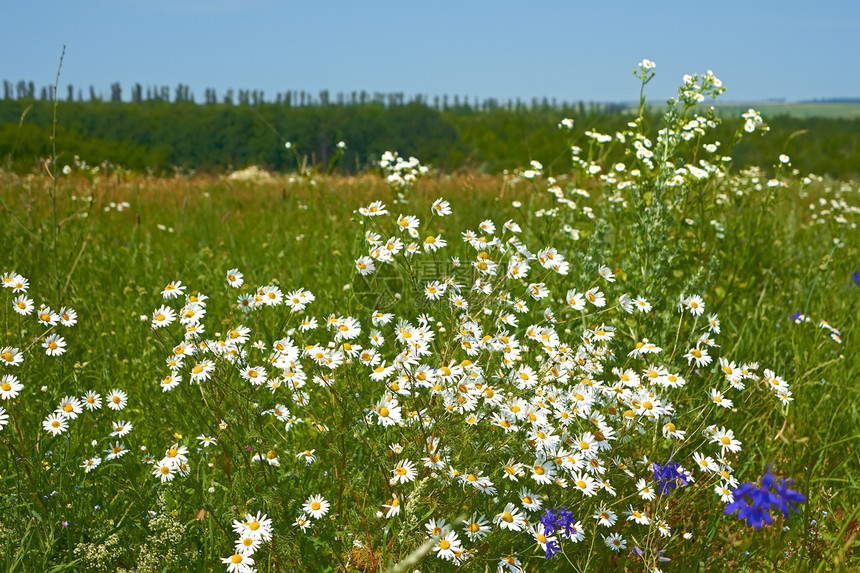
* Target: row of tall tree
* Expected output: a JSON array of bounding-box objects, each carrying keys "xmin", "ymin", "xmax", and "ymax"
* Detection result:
[
  {"xmin": 1, "ymin": 79, "xmax": 625, "ymax": 114},
  {"xmin": 1, "ymin": 96, "xmax": 859, "ymax": 178}
]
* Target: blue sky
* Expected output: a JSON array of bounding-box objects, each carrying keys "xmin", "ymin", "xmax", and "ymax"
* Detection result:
[{"xmin": 2, "ymin": 0, "xmax": 859, "ymax": 103}]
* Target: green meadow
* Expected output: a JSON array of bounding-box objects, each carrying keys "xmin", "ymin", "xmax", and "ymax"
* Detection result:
[{"xmin": 0, "ymin": 67, "xmax": 858, "ymax": 572}]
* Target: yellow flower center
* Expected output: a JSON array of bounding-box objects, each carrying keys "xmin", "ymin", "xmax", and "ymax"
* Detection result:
[
  {"xmin": 63, "ymin": 404, "xmax": 73, "ymax": 412},
  {"xmin": 502, "ymin": 512, "xmax": 514, "ymax": 523},
  {"xmin": 311, "ymin": 502, "xmax": 321, "ymax": 511}
]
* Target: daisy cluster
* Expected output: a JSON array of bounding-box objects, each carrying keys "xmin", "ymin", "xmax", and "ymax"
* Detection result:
[
  {"xmin": 221, "ymin": 511, "xmax": 273, "ymax": 573},
  {"xmin": 2, "ymin": 273, "xmax": 86, "ymax": 432},
  {"xmin": 345, "ymin": 194, "xmax": 797, "ymax": 567},
  {"xmin": 139, "ymin": 66, "xmax": 825, "ymax": 570},
  {"xmin": 144, "ymin": 204, "xmax": 796, "ymax": 568},
  {"xmin": 378, "ymin": 150, "xmax": 430, "ymax": 200},
  {"xmin": 1, "ymin": 272, "xmax": 138, "ymax": 473}
]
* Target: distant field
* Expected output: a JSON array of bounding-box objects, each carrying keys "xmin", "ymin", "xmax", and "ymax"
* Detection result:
[
  {"xmin": 713, "ymin": 102, "xmax": 860, "ymax": 119},
  {"xmin": 644, "ymin": 101, "xmax": 860, "ymax": 120}
]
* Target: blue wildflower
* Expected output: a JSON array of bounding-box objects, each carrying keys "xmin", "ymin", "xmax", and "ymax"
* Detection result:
[
  {"xmin": 544, "ymin": 538, "xmax": 561, "ymax": 560},
  {"xmin": 725, "ymin": 469, "xmax": 806, "ymax": 529},
  {"xmin": 852, "ymin": 271, "xmax": 860, "ymax": 286},
  {"xmin": 652, "ymin": 459, "xmax": 690, "ymax": 495},
  {"xmin": 774, "ymin": 476, "xmax": 807, "ymax": 518},
  {"xmin": 540, "ymin": 506, "xmax": 581, "ymax": 558},
  {"xmin": 789, "ymin": 311, "xmax": 803, "ymax": 322},
  {"xmin": 540, "ymin": 506, "xmax": 574, "ymax": 536}
]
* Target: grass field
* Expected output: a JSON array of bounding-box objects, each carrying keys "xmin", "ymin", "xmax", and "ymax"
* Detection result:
[
  {"xmin": 0, "ymin": 67, "xmax": 859, "ymax": 572},
  {"xmin": 642, "ymin": 102, "xmax": 860, "ymax": 120},
  {"xmin": 713, "ymin": 102, "xmax": 860, "ymax": 120}
]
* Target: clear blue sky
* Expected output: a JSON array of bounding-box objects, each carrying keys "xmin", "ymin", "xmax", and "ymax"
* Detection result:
[{"xmin": 2, "ymin": 0, "xmax": 859, "ymax": 103}]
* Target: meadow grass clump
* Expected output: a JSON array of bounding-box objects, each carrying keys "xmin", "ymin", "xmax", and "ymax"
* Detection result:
[{"xmin": 0, "ymin": 62, "xmax": 858, "ymax": 572}]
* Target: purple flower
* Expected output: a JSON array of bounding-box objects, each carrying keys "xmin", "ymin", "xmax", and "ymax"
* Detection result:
[
  {"xmin": 61, "ymin": 521, "xmax": 68, "ymax": 527},
  {"xmin": 774, "ymin": 477, "xmax": 807, "ymax": 518},
  {"xmin": 544, "ymin": 538, "xmax": 561, "ymax": 560},
  {"xmin": 540, "ymin": 506, "xmax": 579, "ymax": 558},
  {"xmin": 789, "ymin": 311, "xmax": 803, "ymax": 322},
  {"xmin": 725, "ymin": 469, "xmax": 806, "ymax": 529},
  {"xmin": 652, "ymin": 459, "xmax": 689, "ymax": 495},
  {"xmin": 852, "ymin": 271, "xmax": 860, "ymax": 286},
  {"xmin": 540, "ymin": 506, "xmax": 575, "ymax": 536}
]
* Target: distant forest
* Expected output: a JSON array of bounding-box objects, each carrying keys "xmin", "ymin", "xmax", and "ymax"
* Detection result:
[{"xmin": 2, "ymin": 80, "xmax": 859, "ymax": 178}]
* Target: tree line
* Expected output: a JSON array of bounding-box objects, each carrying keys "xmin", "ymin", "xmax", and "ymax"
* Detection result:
[
  {"xmin": 2, "ymin": 80, "xmax": 624, "ymax": 114},
  {"xmin": 1, "ymin": 83, "xmax": 859, "ymax": 178}
]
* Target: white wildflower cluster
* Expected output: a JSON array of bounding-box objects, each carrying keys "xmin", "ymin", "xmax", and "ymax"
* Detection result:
[
  {"xmin": 171, "ymin": 168, "xmax": 784, "ymax": 565},
  {"xmin": 221, "ymin": 511, "xmax": 273, "ymax": 573},
  {"xmin": 521, "ymin": 159, "xmax": 544, "ymax": 180},
  {"xmin": 633, "ymin": 58, "xmax": 657, "ymax": 82},
  {"xmin": 1, "ymin": 271, "xmax": 135, "ymax": 475},
  {"xmin": 379, "ymin": 150, "xmax": 430, "ymax": 197},
  {"xmin": 228, "ymin": 166, "xmax": 275, "ymax": 183},
  {"xmin": 131, "ymin": 64, "xmax": 854, "ymax": 569},
  {"xmin": 152, "ymin": 442, "xmax": 190, "ymax": 483},
  {"xmin": 1, "ymin": 272, "xmax": 91, "ymax": 436},
  {"xmin": 103, "ymin": 201, "xmax": 131, "ymax": 212},
  {"xmin": 742, "ymin": 108, "xmax": 766, "ymax": 133},
  {"xmin": 677, "ymin": 70, "xmax": 725, "ymax": 105}
]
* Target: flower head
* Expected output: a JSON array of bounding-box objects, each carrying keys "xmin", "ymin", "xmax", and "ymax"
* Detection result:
[
  {"xmin": 725, "ymin": 468, "xmax": 806, "ymax": 529},
  {"xmin": 652, "ymin": 458, "xmax": 690, "ymax": 495}
]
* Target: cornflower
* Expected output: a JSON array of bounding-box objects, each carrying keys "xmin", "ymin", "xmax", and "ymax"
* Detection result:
[
  {"xmin": 724, "ymin": 468, "xmax": 805, "ymax": 529},
  {"xmin": 539, "ymin": 506, "xmax": 583, "ymax": 558},
  {"xmin": 652, "ymin": 459, "xmax": 690, "ymax": 495}
]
